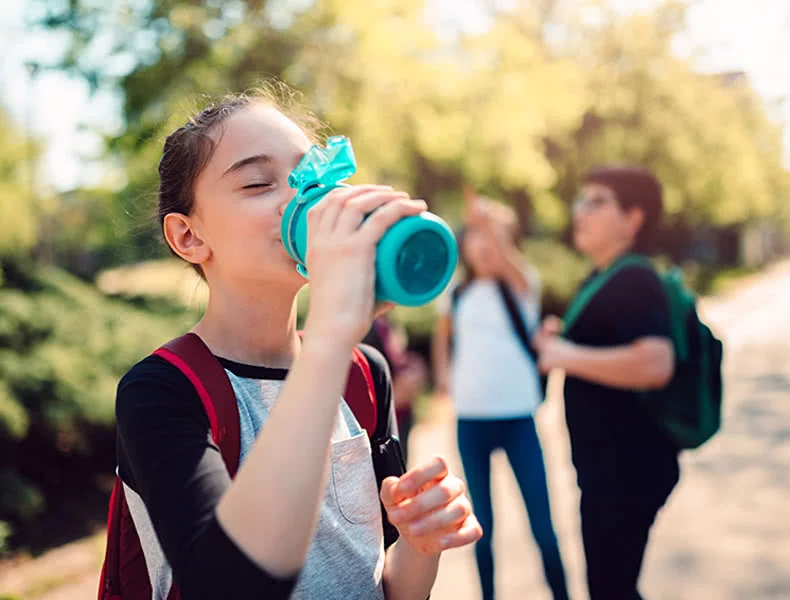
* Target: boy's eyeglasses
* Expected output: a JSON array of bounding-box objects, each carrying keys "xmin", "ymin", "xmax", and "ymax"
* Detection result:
[{"xmin": 572, "ymin": 194, "xmax": 615, "ymax": 213}]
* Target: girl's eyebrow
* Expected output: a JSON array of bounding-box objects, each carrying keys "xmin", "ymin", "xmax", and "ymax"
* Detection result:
[
  {"xmin": 221, "ymin": 151, "xmax": 306, "ymax": 179},
  {"xmin": 222, "ymin": 154, "xmax": 273, "ymax": 178}
]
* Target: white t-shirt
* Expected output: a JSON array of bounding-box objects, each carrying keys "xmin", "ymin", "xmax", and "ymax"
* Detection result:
[{"xmin": 437, "ymin": 269, "xmax": 543, "ymax": 419}]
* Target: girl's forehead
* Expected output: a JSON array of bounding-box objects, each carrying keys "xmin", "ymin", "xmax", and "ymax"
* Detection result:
[{"xmin": 208, "ymin": 105, "xmax": 311, "ymax": 172}]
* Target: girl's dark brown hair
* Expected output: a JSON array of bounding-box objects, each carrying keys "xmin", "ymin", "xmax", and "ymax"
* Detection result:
[{"xmin": 157, "ymin": 83, "xmax": 323, "ymax": 276}]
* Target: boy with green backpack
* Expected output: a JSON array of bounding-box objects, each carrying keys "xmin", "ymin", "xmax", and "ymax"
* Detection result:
[{"xmin": 533, "ymin": 166, "xmax": 723, "ymax": 600}]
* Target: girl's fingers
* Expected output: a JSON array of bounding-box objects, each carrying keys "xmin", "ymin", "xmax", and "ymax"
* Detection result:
[
  {"xmin": 307, "ymin": 185, "xmax": 392, "ymax": 236},
  {"xmin": 391, "ymin": 456, "xmax": 449, "ymax": 502},
  {"xmin": 387, "ymin": 478, "xmax": 465, "ymax": 524},
  {"xmin": 404, "ymin": 496, "xmax": 471, "ymax": 537},
  {"xmin": 436, "ymin": 515, "xmax": 483, "ymax": 551},
  {"xmin": 357, "ymin": 199, "xmax": 427, "ymax": 246},
  {"xmin": 332, "ymin": 190, "xmax": 410, "ymax": 236},
  {"xmin": 407, "ymin": 515, "xmax": 484, "ymax": 555},
  {"xmin": 380, "ymin": 477, "xmax": 401, "ymax": 508}
]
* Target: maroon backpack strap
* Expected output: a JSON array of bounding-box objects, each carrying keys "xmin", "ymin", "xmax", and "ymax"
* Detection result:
[
  {"xmin": 345, "ymin": 346, "xmax": 378, "ymax": 438},
  {"xmin": 153, "ymin": 333, "xmax": 241, "ymax": 477},
  {"xmin": 99, "ymin": 334, "xmax": 240, "ymax": 600},
  {"xmin": 99, "ymin": 477, "xmax": 156, "ymax": 599},
  {"xmin": 296, "ymin": 330, "xmax": 378, "ymax": 438},
  {"xmin": 98, "ymin": 478, "xmax": 129, "ymax": 600}
]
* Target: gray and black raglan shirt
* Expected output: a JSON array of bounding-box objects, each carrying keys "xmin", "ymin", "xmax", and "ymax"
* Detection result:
[{"xmin": 115, "ymin": 345, "xmax": 399, "ymax": 600}]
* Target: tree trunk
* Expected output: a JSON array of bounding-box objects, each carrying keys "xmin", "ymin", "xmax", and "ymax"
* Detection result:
[{"xmin": 508, "ymin": 188, "xmax": 533, "ymax": 238}]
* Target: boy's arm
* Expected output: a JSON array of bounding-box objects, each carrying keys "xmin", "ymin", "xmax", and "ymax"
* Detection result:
[
  {"xmin": 534, "ymin": 266, "xmax": 674, "ymax": 390},
  {"xmin": 536, "ymin": 336, "xmax": 674, "ymax": 389}
]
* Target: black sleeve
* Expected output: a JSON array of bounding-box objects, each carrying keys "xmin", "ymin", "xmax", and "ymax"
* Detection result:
[
  {"xmin": 357, "ymin": 344, "xmax": 405, "ymax": 549},
  {"xmin": 115, "ymin": 356, "xmax": 298, "ymax": 600},
  {"xmin": 605, "ymin": 266, "xmax": 672, "ymax": 342}
]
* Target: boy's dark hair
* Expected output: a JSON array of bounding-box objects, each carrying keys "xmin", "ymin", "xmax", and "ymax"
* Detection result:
[{"xmin": 584, "ymin": 165, "xmax": 663, "ymax": 253}]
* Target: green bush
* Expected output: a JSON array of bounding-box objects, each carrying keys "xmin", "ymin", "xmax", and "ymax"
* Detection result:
[
  {"xmin": 1, "ymin": 259, "xmax": 201, "ymax": 540},
  {"xmin": 0, "ymin": 519, "xmax": 12, "ymax": 555},
  {"xmin": 0, "ymin": 470, "xmax": 44, "ymax": 523}
]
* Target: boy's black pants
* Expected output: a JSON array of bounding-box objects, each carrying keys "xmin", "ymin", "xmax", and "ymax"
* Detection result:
[{"xmin": 578, "ymin": 461, "xmax": 678, "ymax": 600}]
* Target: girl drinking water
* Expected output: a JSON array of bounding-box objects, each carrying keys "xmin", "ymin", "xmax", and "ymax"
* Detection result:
[{"xmin": 110, "ymin": 88, "xmax": 481, "ymax": 600}]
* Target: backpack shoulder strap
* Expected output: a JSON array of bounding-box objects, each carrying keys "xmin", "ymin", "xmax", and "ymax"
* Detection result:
[
  {"xmin": 451, "ymin": 282, "xmax": 466, "ymax": 311},
  {"xmin": 154, "ymin": 333, "xmax": 380, "ymax": 446},
  {"xmin": 496, "ymin": 280, "xmax": 538, "ymax": 364},
  {"xmin": 98, "ymin": 477, "xmax": 136, "ymax": 600},
  {"xmin": 563, "ymin": 254, "xmax": 653, "ymax": 335},
  {"xmin": 153, "ymin": 333, "xmax": 241, "ymax": 478},
  {"xmin": 345, "ymin": 346, "xmax": 378, "ymax": 438},
  {"xmin": 295, "ymin": 330, "xmax": 379, "ymax": 438},
  {"xmin": 351, "ymin": 343, "xmax": 405, "ymax": 550},
  {"xmin": 102, "ymin": 336, "xmax": 235, "ymax": 600}
]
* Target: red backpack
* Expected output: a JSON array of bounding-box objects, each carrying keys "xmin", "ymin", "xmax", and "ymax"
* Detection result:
[{"xmin": 98, "ymin": 333, "xmax": 381, "ymax": 600}]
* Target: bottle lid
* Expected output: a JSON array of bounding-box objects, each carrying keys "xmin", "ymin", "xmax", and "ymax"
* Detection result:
[{"xmin": 288, "ymin": 136, "xmax": 357, "ymax": 197}]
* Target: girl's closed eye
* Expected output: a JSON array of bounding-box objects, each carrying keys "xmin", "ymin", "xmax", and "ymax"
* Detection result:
[{"xmin": 242, "ymin": 181, "xmax": 273, "ymax": 190}]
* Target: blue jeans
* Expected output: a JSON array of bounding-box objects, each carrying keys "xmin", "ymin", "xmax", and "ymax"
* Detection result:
[{"xmin": 457, "ymin": 417, "xmax": 568, "ymax": 600}]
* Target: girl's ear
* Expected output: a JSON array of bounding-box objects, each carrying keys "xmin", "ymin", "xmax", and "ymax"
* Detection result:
[{"xmin": 163, "ymin": 213, "xmax": 211, "ymax": 267}]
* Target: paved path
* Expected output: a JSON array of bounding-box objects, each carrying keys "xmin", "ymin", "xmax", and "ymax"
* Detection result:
[{"xmin": 4, "ymin": 262, "xmax": 790, "ymax": 599}]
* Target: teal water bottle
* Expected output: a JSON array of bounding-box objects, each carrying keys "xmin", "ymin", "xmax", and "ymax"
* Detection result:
[{"xmin": 281, "ymin": 136, "xmax": 458, "ymax": 307}]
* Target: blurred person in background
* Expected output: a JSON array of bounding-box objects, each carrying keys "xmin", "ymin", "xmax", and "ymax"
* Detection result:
[
  {"xmin": 533, "ymin": 166, "xmax": 676, "ymax": 600},
  {"xmin": 432, "ymin": 187, "xmax": 569, "ymax": 600},
  {"xmin": 362, "ymin": 315, "xmax": 428, "ymax": 465}
]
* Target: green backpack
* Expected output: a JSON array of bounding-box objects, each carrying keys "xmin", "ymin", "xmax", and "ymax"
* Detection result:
[{"xmin": 562, "ymin": 254, "xmax": 724, "ymax": 450}]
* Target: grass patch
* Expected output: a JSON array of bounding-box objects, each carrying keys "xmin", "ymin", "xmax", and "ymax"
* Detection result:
[
  {"xmin": 96, "ymin": 258, "xmax": 208, "ymax": 309},
  {"xmin": 17, "ymin": 574, "xmax": 76, "ymax": 599}
]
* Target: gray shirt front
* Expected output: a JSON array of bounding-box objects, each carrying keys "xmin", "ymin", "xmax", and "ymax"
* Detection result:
[{"xmin": 127, "ymin": 369, "xmax": 386, "ymax": 599}]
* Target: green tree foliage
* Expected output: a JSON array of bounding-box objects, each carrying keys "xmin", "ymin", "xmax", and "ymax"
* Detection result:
[
  {"xmin": 0, "ymin": 258, "xmax": 200, "ymax": 543},
  {"xmin": 547, "ymin": 1, "xmax": 790, "ymax": 228},
  {"xmin": 0, "ymin": 107, "xmax": 41, "ymax": 259},
  {"xmin": 34, "ymin": 0, "xmax": 788, "ymax": 256}
]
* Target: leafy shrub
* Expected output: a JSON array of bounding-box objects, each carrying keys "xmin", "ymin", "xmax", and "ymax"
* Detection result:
[{"xmin": 0, "ymin": 260, "xmax": 200, "ymax": 545}]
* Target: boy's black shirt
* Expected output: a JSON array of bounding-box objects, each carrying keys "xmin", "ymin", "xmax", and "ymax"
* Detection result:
[{"xmin": 563, "ymin": 264, "xmax": 679, "ymax": 501}]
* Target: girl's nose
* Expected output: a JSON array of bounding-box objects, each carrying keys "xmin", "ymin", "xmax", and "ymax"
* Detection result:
[{"xmin": 278, "ymin": 190, "xmax": 296, "ymax": 216}]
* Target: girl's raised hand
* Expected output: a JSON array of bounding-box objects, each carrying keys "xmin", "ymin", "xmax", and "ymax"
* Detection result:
[
  {"xmin": 381, "ymin": 456, "xmax": 483, "ymax": 555},
  {"xmin": 302, "ymin": 185, "xmax": 426, "ymax": 351}
]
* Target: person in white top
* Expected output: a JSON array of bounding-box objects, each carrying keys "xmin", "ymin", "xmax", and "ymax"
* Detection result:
[{"xmin": 432, "ymin": 188, "xmax": 568, "ymax": 600}]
